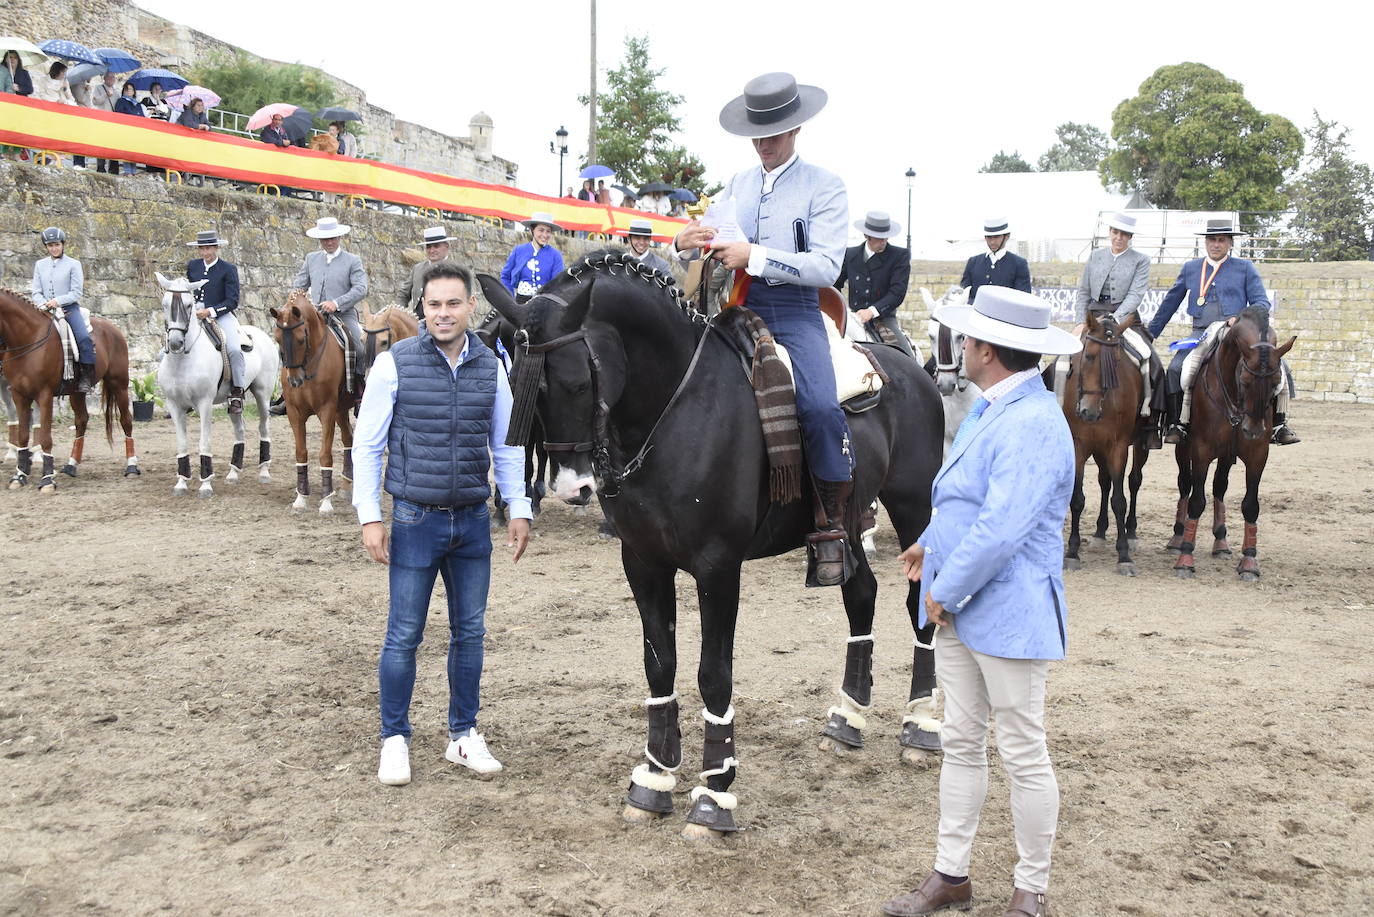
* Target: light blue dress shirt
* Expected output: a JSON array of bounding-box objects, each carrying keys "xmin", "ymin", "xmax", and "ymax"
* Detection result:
[{"xmin": 351, "ymin": 336, "xmax": 533, "ymax": 525}]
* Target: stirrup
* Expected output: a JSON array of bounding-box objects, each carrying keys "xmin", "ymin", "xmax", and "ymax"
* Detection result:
[
  {"xmin": 805, "ymin": 531, "xmax": 856, "ymax": 587},
  {"xmin": 1272, "ymin": 424, "xmax": 1300, "ymax": 446},
  {"xmin": 1163, "ymin": 424, "xmax": 1187, "ymax": 445}
]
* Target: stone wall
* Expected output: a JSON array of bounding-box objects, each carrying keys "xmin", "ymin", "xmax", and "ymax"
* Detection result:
[
  {"xmin": 893, "ymin": 261, "xmax": 1374, "ymax": 404},
  {"xmin": 0, "ymin": 162, "xmax": 605, "ymax": 378},
  {"xmin": 0, "ymin": 0, "xmax": 518, "ymax": 186}
]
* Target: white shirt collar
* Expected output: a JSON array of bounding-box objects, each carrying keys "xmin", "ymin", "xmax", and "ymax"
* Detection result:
[
  {"xmin": 203, "ymin": 257, "xmax": 218, "ymax": 269},
  {"xmin": 760, "ymin": 153, "xmax": 798, "ymax": 195},
  {"xmin": 1206, "ymin": 255, "xmax": 1227, "ymax": 268},
  {"xmin": 987, "ymin": 247, "xmax": 1007, "ymax": 265},
  {"xmin": 325, "ymin": 248, "xmax": 341, "ymax": 264},
  {"xmin": 981, "ymin": 366, "xmax": 1041, "ymax": 404}
]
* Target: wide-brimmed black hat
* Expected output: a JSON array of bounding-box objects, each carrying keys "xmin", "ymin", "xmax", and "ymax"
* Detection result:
[
  {"xmin": 718, "ymin": 72, "xmax": 827, "ymax": 139},
  {"xmin": 186, "ymin": 229, "xmax": 226, "ymax": 247},
  {"xmin": 855, "ymin": 210, "xmax": 901, "ymax": 239},
  {"xmin": 1196, "ymin": 218, "xmax": 1245, "ymax": 237}
]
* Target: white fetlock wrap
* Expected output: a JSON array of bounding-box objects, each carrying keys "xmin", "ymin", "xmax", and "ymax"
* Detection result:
[
  {"xmin": 902, "ymin": 689, "xmax": 943, "ymax": 734},
  {"xmin": 847, "ymin": 632, "xmax": 874, "ymax": 643},
  {"xmin": 689, "ymin": 785, "xmax": 738, "ymax": 811},
  {"xmin": 643, "ymin": 691, "xmax": 678, "ymax": 708},
  {"xmin": 827, "ymin": 690, "xmax": 871, "ymax": 732},
  {"xmin": 630, "ymin": 763, "xmax": 677, "ymax": 793},
  {"xmin": 701, "ymin": 704, "xmax": 735, "ymax": 726}
]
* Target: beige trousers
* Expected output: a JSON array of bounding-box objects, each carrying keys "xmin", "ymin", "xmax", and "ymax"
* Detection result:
[
  {"xmin": 1054, "ymin": 325, "xmax": 1152, "ymax": 418},
  {"xmin": 934, "ymin": 624, "xmax": 1058, "ymax": 894}
]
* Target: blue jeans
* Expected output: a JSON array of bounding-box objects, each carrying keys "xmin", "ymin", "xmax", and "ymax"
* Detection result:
[{"xmin": 378, "ymin": 500, "xmax": 492, "ymax": 741}]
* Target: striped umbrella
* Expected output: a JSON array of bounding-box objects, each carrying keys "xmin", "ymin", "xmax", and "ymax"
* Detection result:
[{"xmin": 38, "ymin": 39, "xmax": 103, "ymax": 65}]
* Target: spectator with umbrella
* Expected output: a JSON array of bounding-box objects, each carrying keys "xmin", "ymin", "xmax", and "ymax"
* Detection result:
[
  {"xmin": 34, "ymin": 60, "xmax": 76, "ymax": 105},
  {"xmin": 637, "ymin": 180, "xmax": 673, "ymax": 215},
  {"xmin": 576, "ymin": 179, "xmax": 594, "ymax": 202},
  {"xmin": 89, "ymin": 71, "xmax": 121, "ymax": 174},
  {"xmin": 140, "ymin": 81, "xmax": 171, "ymax": 121},
  {"xmin": 318, "ymin": 107, "xmax": 361, "ymax": 157},
  {"xmin": 176, "ymin": 97, "xmax": 211, "ymax": 132},
  {"xmin": 259, "ymin": 112, "xmax": 290, "ymax": 147},
  {"xmin": 1, "ymin": 40, "xmax": 45, "ymax": 95}
]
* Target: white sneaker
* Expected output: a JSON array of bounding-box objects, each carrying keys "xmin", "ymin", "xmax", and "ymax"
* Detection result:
[
  {"xmin": 377, "ymin": 735, "xmax": 411, "ymax": 786},
  {"xmin": 445, "ymin": 728, "xmax": 503, "ymax": 774}
]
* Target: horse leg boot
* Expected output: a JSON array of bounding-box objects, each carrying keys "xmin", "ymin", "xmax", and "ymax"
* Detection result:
[
  {"xmin": 63, "ymin": 434, "xmax": 84, "ymax": 477},
  {"xmin": 9, "ymin": 446, "xmax": 31, "ymax": 488},
  {"xmin": 625, "ymin": 694, "xmax": 681, "ymax": 818},
  {"xmin": 175, "ymin": 454, "xmax": 191, "ymax": 495},
  {"xmin": 1238, "ymin": 522, "xmax": 1261, "ymax": 580},
  {"xmin": 292, "ymin": 463, "xmax": 309, "ymax": 512},
  {"xmin": 258, "ymin": 440, "xmax": 272, "ymax": 483},
  {"xmin": 806, "ymin": 477, "xmax": 856, "ymax": 587},
  {"xmin": 228, "ymin": 442, "xmax": 245, "ymax": 484},
  {"xmin": 684, "ymin": 706, "xmax": 740, "ymax": 836},
  {"xmin": 822, "ymin": 635, "xmax": 873, "ymax": 750},
  {"xmin": 319, "ymin": 467, "xmax": 335, "ymax": 514},
  {"xmin": 198, "ymin": 454, "xmax": 214, "ymax": 499},
  {"xmin": 38, "ymin": 451, "xmax": 56, "ymax": 492},
  {"xmin": 900, "ymin": 636, "xmax": 943, "ymax": 759}
]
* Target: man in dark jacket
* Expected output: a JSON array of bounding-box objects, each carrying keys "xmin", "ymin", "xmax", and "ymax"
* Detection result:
[
  {"xmin": 961, "ymin": 217, "xmax": 1032, "ymax": 304},
  {"xmin": 836, "ymin": 209, "xmax": 914, "ymax": 356},
  {"xmin": 259, "ymin": 113, "xmax": 290, "ymax": 147},
  {"xmin": 185, "ymin": 230, "xmax": 246, "ymax": 413}
]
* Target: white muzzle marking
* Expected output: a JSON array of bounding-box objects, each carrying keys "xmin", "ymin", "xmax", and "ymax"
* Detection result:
[{"xmin": 552, "ymin": 467, "xmax": 595, "ymax": 501}]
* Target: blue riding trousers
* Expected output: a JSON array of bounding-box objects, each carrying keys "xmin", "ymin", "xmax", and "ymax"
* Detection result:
[
  {"xmin": 747, "ymin": 302, "xmax": 854, "ymax": 483},
  {"xmin": 62, "ymin": 303, "xmax": 95, "ymax": 365}
]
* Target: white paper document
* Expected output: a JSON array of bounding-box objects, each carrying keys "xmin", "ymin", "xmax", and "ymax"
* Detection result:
[{"xmin": 702, "ymin": 198, "xmax": 745, "ymax": 246}]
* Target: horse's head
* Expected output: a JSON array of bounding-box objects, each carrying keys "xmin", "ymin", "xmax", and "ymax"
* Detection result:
[
  {"xmin": 1074, "ymin": 309, "xmax": 1136, "ymax": 422},
  {"xmin": 1226, "ymin": 307, "xmax": 1296, "ymax": 440},
  {"xmin": 156, "ymin": 272, "xmax": 207, "ymax": 355},
  {"xmin": 270, "ymin": 291, "xmax": 317, "ymax": 388}
]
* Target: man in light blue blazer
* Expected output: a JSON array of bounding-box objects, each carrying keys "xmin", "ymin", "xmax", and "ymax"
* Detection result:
[
  {"xmin": 293, "ymin": 216, "xmax": 369, "ymax": 388},
  {"xmin": 882, "ymin": 287, "xmax": 1080, "ymax": 917}
]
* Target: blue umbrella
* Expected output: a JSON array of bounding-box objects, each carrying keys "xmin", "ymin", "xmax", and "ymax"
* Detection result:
[
  {"xmin": 38, "ymin": 39, "xmax": 103, "ymax": 66},
  {"xmin": 669, "ymin": 188, "xmax": 698, "ymax": 203},
  {"xmin": 317, "ymin": 106, "xmax": 361, "ymax": 122},
  {"xmin": 579, "ymin": 164, "xmax": 614, "ymax": 180},
  {"xmin": 127, "ymin": 68, "xmax": 188, "ymax": 91},
  {"xmin": 94, "ymin": 48, "xmax": 140, "ymax": 74},
  {"xmin": 66, "ymin": 62, "xmax": 107, "ymax": 84}
]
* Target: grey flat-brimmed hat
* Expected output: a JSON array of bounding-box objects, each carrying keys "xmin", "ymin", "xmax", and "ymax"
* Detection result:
[
  {"xmin": 625, "ymin": 218, "xmax": 654, "ymax": 237},
  {"xmin": 186, "ymin": 229, "xmax": 226, "ymax": 247},
  {"xmin": 718, "ymin": 72, "xmax": 827, "ymax": 139},
  {"xmin": 1106, "ymin": 213, "xmax": 1137, "ymax": 234},
  {"xmin": 982, "ymin": 217, "xmax": 1011, "ymax": 236},
  {"xmin": 421, "ymin": 225, "xmax": 458, "ymax": 245},
  {"xmin": 522, "ymin": 211, "xmax": 563, "ymax": 231},
  {"xmin": 855, "ymin": 210, "xmax": 901, "ymax": 239},
  {"xmin": 934, "ymin": 286, "xmax": 1081, "ymax": 356},
  {"xmin": 306, "ymin": 217, "xmax": 351, "ymax": 239},
  {"xmin": 1196, "ymin": 218, "xmax": 1245, "ymax": 237}
]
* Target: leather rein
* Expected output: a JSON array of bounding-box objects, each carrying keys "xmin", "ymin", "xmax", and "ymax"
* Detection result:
[{"xmin": 1204, "ymin": 330, "xmax": 1280, "ymax": 430}]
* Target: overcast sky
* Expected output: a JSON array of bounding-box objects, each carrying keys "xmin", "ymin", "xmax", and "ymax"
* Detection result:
[{"xmin": 139, "ymin": 0, "xmax": 1371, "ymax": 248}]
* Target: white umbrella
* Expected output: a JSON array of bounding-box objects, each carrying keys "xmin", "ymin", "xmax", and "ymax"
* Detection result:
[{"xmin": 0, "ymin": 37, "xmax": 48, "ymax": 69}]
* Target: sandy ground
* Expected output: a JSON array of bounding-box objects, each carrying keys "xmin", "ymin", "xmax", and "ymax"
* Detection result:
[{"xmin": 1, "ymin": 400, "xmax": 1372, "ymax": 917}]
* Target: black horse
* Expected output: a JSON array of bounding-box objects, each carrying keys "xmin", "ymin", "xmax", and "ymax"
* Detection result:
[
  {"xmin": 477, "ymin": 251, "xmax": 945, "ymax": 839},
  {"xmin": 475, "ymin": 311, "xmax": 555, "ymax": 523}
]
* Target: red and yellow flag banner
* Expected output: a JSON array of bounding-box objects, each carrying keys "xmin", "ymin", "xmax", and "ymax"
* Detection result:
[{"xmin": 0, "ymin": 95, "xmax": 688, "ymax": 241}]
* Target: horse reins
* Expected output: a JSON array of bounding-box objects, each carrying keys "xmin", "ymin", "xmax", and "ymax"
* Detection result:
[
  {"xmin": 1205, "ymin": 328, "xmax": 1280, "ymax": 430},
  {"xmin": 277, "ymin": 298, "xmax": 331, "ymax": 387},
  {"xmin": 1077, "ymin": 317, "xmax": 1125, "ymax": 399}
]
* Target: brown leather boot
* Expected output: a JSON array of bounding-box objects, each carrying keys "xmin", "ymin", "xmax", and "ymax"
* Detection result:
[
  {"xmin": 1004, "ymin": 888, "xmax": 1048, "ymax": 916},
  {"xmin": 806, "ymin": 478, "xmax": 854, "ymax": 587}
]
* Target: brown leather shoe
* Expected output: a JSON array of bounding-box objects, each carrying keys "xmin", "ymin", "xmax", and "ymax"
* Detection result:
[
  {"xmin": 881, "ymin": 871, "xmax": 973, "ymax": 916},
  {"xmin": 1004, "ymin": 887, "xmax": 1048, "ymax": 916}
]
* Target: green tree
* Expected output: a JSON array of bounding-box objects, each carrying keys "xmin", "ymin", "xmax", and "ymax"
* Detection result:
[
  {"xmin": 979, "ymin": 150, "xmax": 1033, "ymax": 173},
  {"xmin": 579, "ymin": 35, "xmax": 715, "ymax": 195},
  {"xmin": 1286, "ymin": 113, "xmax": 1374, "ymax": 261},
  {"xmin": 185, "ymin": 52, "xmax": 339, "ymax": 126},
  {"xmin": 1101, "ymin": 62, "xmax": 1302, "ymax": 211},
  {"xmin": 1037, "ymin": 122, "xmax": 1109, "ymax": 171}
]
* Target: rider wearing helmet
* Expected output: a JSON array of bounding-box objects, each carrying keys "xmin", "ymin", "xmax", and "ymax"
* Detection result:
[{"xmin": 31, "ymin": 227, "xmax": 96, "ymax": 393}]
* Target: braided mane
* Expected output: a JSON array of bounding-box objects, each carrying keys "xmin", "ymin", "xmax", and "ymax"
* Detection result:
[
  {"xmin": 0, "ymin": 288, "xmax": 41, "ymax": 310},
  {"xmin": 561, "ymin": 249, "xmax": 706, "ymax": 326}
]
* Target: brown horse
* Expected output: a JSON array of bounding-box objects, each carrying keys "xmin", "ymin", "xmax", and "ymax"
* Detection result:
[
  {"xmin": 0, "ymin": 289, "xmax": 139, "ymax": 492},
  {"xmin": 360, "ymin": 303, "xmax": 419, "ymax": 376},
  {"xmin": 1169, "ymin": 307, "xmax": 1295, "ymax": 581},
  {"xmin": 269, "ymin": 291, "xmax": 355, "ymax": 514},
  {"xmin": 1055, "ymin": 310, "xmax": 1149, "ymax": 575}
]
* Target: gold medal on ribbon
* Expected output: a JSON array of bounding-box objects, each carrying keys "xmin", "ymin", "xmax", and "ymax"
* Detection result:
[
  {"xmin": 1196, "ymin": 295, "xmax": 1205, "ymax": 306},
  {"xmin": 1197, "ymin": 257, "xmax": 1227, "ymax": 308}
]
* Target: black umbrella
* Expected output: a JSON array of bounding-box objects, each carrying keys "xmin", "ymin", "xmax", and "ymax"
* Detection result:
[
  {"xmin": 612, "ymin": 183, "xmax": 638, "ymax": 200},
  {"xmin": 317, "ymin": 106, "xmax": 361, "ymax": 122},
  {"xmin": 638, "ymin": 180, "xmax": 673, "ymax": 195},
  {"xmin": 282, "ymin": 107, "xmax": 315, "ymax": 142}
]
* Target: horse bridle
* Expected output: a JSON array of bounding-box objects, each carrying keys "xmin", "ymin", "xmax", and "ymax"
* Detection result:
[
  {"xmin": 164, "ymin": 290, "xmax": 204, "ymax": 354},
  {"xmin": 1206, "ymin": 330, "xmax": 1281, "ymax": 429},
  {"xmin": 0, "ymin": 308, "xmax": 56, "ymax": 364},
  {"xmin": 278, "ymin": 308, "xmax": 325, "ymax": 387},
  {"xmin": 1076, "ymin": 314, "xmax": 1124, "ymax": 399},
  {"xmin": 935, "ymin": 322, "xmax": 971, "ymax": 391}
]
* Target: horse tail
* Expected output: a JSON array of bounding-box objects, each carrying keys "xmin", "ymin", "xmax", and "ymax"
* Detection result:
[{"xmin": 102, "ymin": 358, "xmax": 116, "ymax": 448}]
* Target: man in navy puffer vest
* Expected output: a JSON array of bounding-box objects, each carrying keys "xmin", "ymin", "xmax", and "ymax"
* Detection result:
[{"xmin": 353, "ymin": 262, "xmax": 531, "ymax": 787}]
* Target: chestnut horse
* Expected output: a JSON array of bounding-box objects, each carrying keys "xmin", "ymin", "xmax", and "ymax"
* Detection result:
[
  {"xmin": 0, "ymin": 289, "xmax": 139, "ymax": 491},
  {"xmin": 1053, "ymin": 310, "xmax": 1149, "ymax": 576},
  {"xmin": 1169, "ymin": 307, "xmax": 1295, "ymax": 581},
  {"xmin": 269, "ymin": 291, "xmax": 355, "ymax": 514},
  {"xmin": 360, "ymin": 303, "xmax": 419, "ymax": 376}
]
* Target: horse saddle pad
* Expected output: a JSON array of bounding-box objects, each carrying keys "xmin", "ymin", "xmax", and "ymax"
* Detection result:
[
  {"xmin": 715, "ymin": 307, "xmax": 886, "ymax": 410},
  {"xmin": 197, "ymin": 318, "xmax": 254, "ymax": 352},
  {"xmin": 51, "ymin": 308, "xmax": 93, "ymax": 377}
]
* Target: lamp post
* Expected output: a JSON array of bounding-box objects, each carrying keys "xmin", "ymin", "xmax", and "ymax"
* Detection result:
[
  {"xmin": 904, "ymin": 166, "xmax": 916, "ymax": 252},
  {"xmin": 550, "ymin": 125, "xmax": 569, "ymax": 196}
]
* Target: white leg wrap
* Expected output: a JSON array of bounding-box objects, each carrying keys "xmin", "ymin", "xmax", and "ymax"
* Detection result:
[
  {"xmin": 846, "ymin": 633, "xmax": 874, "ymax": 643},
  {"xmin": 644, "ymin": 692, "xmax": 678, "ymax": 707},
  {"xmin": 631, "ymin": 763, "xmax": 677, "ymax": 792},
  {"xmin": 127, "ymin": 455, "xmax": 139, "ymax": 466},
  {"xmin": 701, "ymin": 705, "xmax": 735, "ymax": 726},
  {"xmin": 698, "ymin": 755, "xmax": 740, "ymax": 779},
  {"xmin": 828, "ymin": 690, "xmax": 871, "ymax": 731},
  {"xmin": 902, "ymin": 689, "xmax": 943, "ymax": 734},
  {"xmin": 690, "ymin": 785, "xmax": 738, "ymax": 811}
]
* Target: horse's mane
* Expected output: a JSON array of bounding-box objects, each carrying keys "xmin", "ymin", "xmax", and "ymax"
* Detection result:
[
  {"xmin": 559, "ymin": 249, "xmax": 706, "ymax": 326},
  {"xmin": 1237, "ymin": 305, "xmax": 1271, "ymax": 341},
  {"xmin": 0, "ymin": 288, "xmax": 40, "ymax": 310}
]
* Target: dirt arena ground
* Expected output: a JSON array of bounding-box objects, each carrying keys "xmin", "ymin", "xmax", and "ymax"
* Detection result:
[{"xmin": 1, "ymin": 399, "xmax": 1371, "ymax": 916}]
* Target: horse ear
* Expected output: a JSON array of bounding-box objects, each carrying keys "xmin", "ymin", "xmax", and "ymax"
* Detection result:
[
  {"xmin": 476, "ymin": 274, "xmax": 527, "ymax": 328},
  {"xmin": 1276, "ymin": 334, "xmax": 1297, "ymax": 358},
  {"xmin": 1118, "ymin": 311, "xmax": 1138, "ymax": 332},
  {"xmin": 269, "ymin": 307, "xmax": 279, "ymax": 320}
]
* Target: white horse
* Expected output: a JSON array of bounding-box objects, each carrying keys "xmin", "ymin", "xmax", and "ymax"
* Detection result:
[
  {"xmin": 155, "ymin": 273, "xmax": 279, "ymax": 497},
  {"xmin": 921, "ymin": 285, "xmax": 984, "ymax": 457}
]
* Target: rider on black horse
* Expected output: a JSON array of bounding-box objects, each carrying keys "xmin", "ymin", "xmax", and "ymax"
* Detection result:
[{"xmin": 671, "ymin": 71, "xmax": 854, "ymax": 586}]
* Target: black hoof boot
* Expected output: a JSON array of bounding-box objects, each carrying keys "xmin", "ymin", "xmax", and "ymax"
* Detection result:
[{"xmin": 684, "ymin": 794, "xmax": 739, "ymax": 833}]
